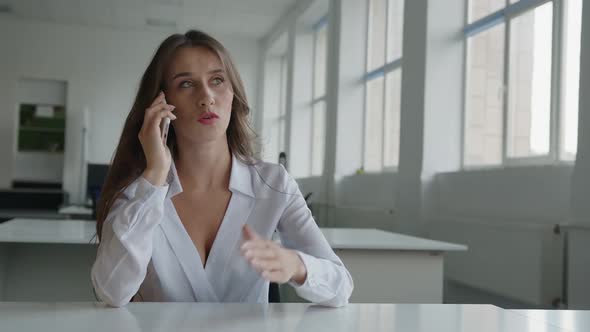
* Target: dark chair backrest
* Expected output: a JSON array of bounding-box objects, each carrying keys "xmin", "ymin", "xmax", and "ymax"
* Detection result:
[
  {"xmin": 269, "ymin": 282, "xmax": 280, "ymax": 303},
  {"xmin": 87, "ymin": 163, "xmax": 110, "ymax": 219}
]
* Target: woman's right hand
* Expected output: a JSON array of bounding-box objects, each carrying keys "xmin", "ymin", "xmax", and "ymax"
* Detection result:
[{"xmin": 138, "ymin": 91, "xmax": 177, "ymax": 186}]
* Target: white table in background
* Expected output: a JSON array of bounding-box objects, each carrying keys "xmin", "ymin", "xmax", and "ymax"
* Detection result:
[
  {"xmin": 297, "ymin": 228, "xmax": 467, "ymax": 303},
  {"xmin": 0, "ymin": 302, "xmax": 571, "ymax": 332},
  {"xmin": 0, "ymin": 219, "xmax": 97, "ymax": 301},
  {"xmin": 0, "ymin": 220, "xmax": 466, "ymax": 303},
  {"xmin": 511, "ymin": 309, "xmax": 590, "ymax": 332}
]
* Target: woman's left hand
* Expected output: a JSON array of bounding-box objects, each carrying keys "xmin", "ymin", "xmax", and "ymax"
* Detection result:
[{"xmin": 241, "ymin": 225, "xmax": 307, "ymax": 285}]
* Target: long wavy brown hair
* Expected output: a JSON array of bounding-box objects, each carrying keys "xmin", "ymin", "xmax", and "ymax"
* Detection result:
[{"xmin": 96, "ymin": 30, "xmax": 259, "ymax": 239}]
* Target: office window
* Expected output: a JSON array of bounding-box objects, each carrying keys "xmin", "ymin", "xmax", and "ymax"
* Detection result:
[
  {"xmin": 363, "ymin": 0, "xmax": 404, "ymax": 172},
  {"xmin": 468, "ymin": 0, "xmax": 505, "ymax": 23},
  {"xmin": 464, "ymin": 24, "xmax": 505, "ymax": 166},
  {"xmin": 309, "ymin": 17, "xmax": 328, "ymax": 177},
  {"xmin": 507, "ymin": 3, "xmax": 552, "ymax": 158},
  {"xmin": 463, "ymin": 0, "xmax": 581, "ymax": 168},
  {"xmin": 262, "ymin": 55, "xmax": 288, "ymax": 163}
]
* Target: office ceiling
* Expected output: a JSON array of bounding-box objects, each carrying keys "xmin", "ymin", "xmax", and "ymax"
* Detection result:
[{"xmin": 0, "ymin": 0, "xmax": 298, "ymax": 38}]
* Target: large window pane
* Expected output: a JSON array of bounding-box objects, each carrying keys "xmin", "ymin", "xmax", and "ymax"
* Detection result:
[
  {"xmin": 278, "ymin": 56, "xmax": 288, "ymax": 154},
  {"xmin": 386, "ymin": 0, "xmax": 404, "ymax": 62},
  {"xmin": 314, "ymin": 25, "xmax": 327, "ymax": 99},
  {"xmin": 561, "ymin": 0, "xmax": 582, "ymax": 160},
  {"xmin": 364, "ymin": 76, "xmax": 385, "ymax": 171},
  {"xmin": 311, "ymin": 100, "xmax": 326, "ymax": 176},
  {"xmin": 367, "ymin": 0, "xmax": 387, "ymax": 71},
  {"xmin": 507, "ymin": 3, "xmax": 553, "ymax": 158},
  {"xmin": 464, "ymin": 24, "xmax": 505, "ymax": 166},
  {"xmin": 468, "ymin": 0, "xmax": 506, "ymax": 23},
  {"xmin": 262, "ymin": 56, "xmax": 283, "ymax": 162},
  {"xmin": 384, "ymin": 69, "xmax": 402, "ymax": 167}
]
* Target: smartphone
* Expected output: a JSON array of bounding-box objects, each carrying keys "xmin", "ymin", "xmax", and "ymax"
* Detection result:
[
  {"xmin": 160, "ymin": 117, "xmax": 170, "ymax": 145},
  {"xmin": 160, "ymin": 94, "xmax": 171, "ymax": 145}
]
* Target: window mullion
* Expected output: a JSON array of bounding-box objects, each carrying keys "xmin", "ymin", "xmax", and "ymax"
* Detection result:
[
  {"xmin": 310, "ymin": 31, "xmax": 318, "ymax": 177},
  {"xmin": 382, "ymin": 0, "xmax": 390, "ymax": 170},
  {"xmin": 461, "ymin": 0, "xmax": 469, "ymax": 169},
  {"xmin": 502, "ymin": 16, "xmax": 510, "ymax": 164},
  {"xmin": 362, "ymin": 0, "xmax": 372, "ymax": 170},
  {"xmin": 550, "ymin": 0, "xmax": 563, "ymax": 161}
]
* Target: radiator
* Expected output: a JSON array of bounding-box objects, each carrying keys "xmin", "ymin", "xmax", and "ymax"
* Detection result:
[{"xmin": 429, "ymin": 217, "xmax": 564, "ymax": 307}]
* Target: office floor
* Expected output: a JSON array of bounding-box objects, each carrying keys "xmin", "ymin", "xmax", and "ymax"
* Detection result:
[{"xmin": 443, "ymin": 279, "xmax": 551, "ymax": 309}]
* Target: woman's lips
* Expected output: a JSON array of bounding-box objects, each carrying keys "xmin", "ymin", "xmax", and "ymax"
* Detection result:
[{"xmin": 198, "ymin": 112, "xmax": 219, "ymax": 125}]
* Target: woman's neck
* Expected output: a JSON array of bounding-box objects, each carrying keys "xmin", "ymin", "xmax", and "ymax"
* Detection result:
[{"xmin": 175, "ymin": 137, "xmax": 232, "ymax": 193}]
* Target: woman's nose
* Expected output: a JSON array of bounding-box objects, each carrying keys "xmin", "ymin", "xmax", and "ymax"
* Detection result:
[{"xmin": 198, "ymin": 90, "xmax": 215, "ymax": 108}]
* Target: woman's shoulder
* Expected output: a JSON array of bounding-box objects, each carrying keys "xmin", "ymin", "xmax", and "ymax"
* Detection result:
[{"xmin": 248, "ymin": 159, "xmax": 298, "ymax": 196}]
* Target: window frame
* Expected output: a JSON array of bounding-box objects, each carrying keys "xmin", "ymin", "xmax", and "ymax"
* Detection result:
[
  {"xmin": 308, "ymin": 15, "xmax": 329, "ymax": 177},
  {"xmin": 362, "ymin": 0, "xmax": 404, "ymax": 173},
  {"xmin": 461, "ymin": 0, "xmax": 576, "ymax": 170}
]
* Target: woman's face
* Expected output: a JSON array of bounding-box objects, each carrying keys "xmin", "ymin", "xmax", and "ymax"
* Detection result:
[{"xmin": 164, "ymin": 46, "xmax": 234, "ymax": 146}]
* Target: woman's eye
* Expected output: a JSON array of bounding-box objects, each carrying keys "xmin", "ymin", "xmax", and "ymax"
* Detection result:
[
  {"xmin": 179, "ymin": 81, "xmax": 193, "ymax": 88},
  {"xmin": 212, "ymin": 77, "xmax": 224, "ymax": 85}
]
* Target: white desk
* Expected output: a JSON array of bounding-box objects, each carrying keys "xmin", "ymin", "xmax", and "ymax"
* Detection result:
[
  {"xmin": 0, "ymin": 302, "xmax": 571, "ymax": 332},
  {"xmin": 0, "ymin": 219, "xmax": 97, "ymax": 301},
  {"xmin": 305, "ymin": 228, "xmax": 467, "ymax": 303},
  {"xmin": 0, "ymin": 219, "xmax": 466, "ymax": 303},
  {"xmin": 511, "ymin": 309, "xmax": 590, "ymax": 332}
]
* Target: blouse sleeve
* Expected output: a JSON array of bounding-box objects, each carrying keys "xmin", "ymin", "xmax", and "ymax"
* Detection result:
[
  {"xmin": 276, "ymin": 169, "xmax": 354, "ymax": 307},
  {"xmin": 91, "ymin": 176, "xmax": 168, "ymax": 307}
]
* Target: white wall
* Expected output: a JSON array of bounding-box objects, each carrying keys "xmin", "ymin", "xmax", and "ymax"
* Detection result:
[
  {"xmin": 567, "ymin": 0, "xmax": 590, "ymax": 308},
  {"xmin": 0, "ymin": 17, "xmax": 260, "ymax": 202},
  {"xmin": 13, "ymin": 153, "xmax": 64, "ymax": 183}
]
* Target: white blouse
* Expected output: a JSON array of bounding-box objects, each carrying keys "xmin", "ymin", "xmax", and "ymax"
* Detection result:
[{"xmin": 91, "ymin": 155, "xmax": 353, "ymax": 307}]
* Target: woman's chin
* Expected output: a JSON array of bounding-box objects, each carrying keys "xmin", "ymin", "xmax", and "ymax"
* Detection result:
[{"xmin": 179, "ymin": 132, "xmax": 227, "ymax": 147}]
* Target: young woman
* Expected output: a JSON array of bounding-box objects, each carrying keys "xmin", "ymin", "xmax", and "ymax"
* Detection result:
[{"xmin": 91, "ymin": 30, "xmax": 353, "ymax": 307}]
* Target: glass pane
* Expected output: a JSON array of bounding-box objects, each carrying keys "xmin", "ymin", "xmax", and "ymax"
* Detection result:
[
  {"xmin": 464, "ymin": 24, "xmax": 505, "ymax": 166},
  {"xmin": 364, "ymin": 76, "xmax": 385, "ymax": 171},
  {"xmin": 279, "ymin": 55, "xmax": 288, "ymax": 153},
  {"xmin": 387, "ymin": 0, "xmax": 404, "ymax": 62},
  {"xmin": 262, "ymin": 57, "xmax": 282, "ymax": 162},
  {"xmin": 384, "ymin": 69, "xmax": 401, "ymax": 167},
  {"xmin": 561, "ymin": 0, "xmax": 582, "ymax": 160},
  {"xmin": 468, "ymin": 0, "xmax": 506, "ymax": 23},
  {"xmin": 507, "ymin": 3, "xmax": 552, "ymax": 158},
  {"xmin": 367, "ymin": 0, "xmax": 387, "ymax": 72},
  {"xmin": 311, "ymin": 100, "xmax": 326, "ymax": 176},
  {"xmin": 314, "ymin": 25, "xmax": 328, "ymax": 99}
]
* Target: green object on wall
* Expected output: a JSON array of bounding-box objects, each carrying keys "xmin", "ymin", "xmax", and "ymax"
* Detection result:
[{"xmin": 18, "ymin": 104, "xmax": 65, "ymax": 153}]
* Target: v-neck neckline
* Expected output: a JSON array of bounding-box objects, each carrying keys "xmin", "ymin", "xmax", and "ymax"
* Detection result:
[
  {"xmin": 160, "ymin": 191, "xmax": 256, "ymax": 301},
  {"xmin": 171, "ymin": 191, "xmax": 234, "ymax": 273},
  {"xmin": 157, "ymin": 154, "xmax": 258, "ymax": 301}
]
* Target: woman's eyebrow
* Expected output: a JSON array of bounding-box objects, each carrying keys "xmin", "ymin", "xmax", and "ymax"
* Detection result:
[
  {"xmin": 171, "ymin": 69, "xmax": 224, "ymax": 81},
  {"xmin": 172, "ymin": 72, "xmax": 192, "ymax": 80},
  {"xmin": 208, "ymin": 69, "xmax": 225, "ymax": 75}
]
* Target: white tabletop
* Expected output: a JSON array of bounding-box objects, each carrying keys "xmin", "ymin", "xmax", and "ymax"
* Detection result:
[
  {"xmin": 511, "ymin": 309, "xmax": 590, "ymax": 332},
  {"xmin": 0, "ymin": 218, "xmax": 96, "ymax": 244},
  {"xmin": 321, "ymin": 227, "xmax": 467, "ymax": 251},
  {"xmin": 0, "ymin": 219, "xmax": 467, "ymax": 252},
  {"xmin": 0, "ymin": 302, "xmax": 571, "ymax": 332}
]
